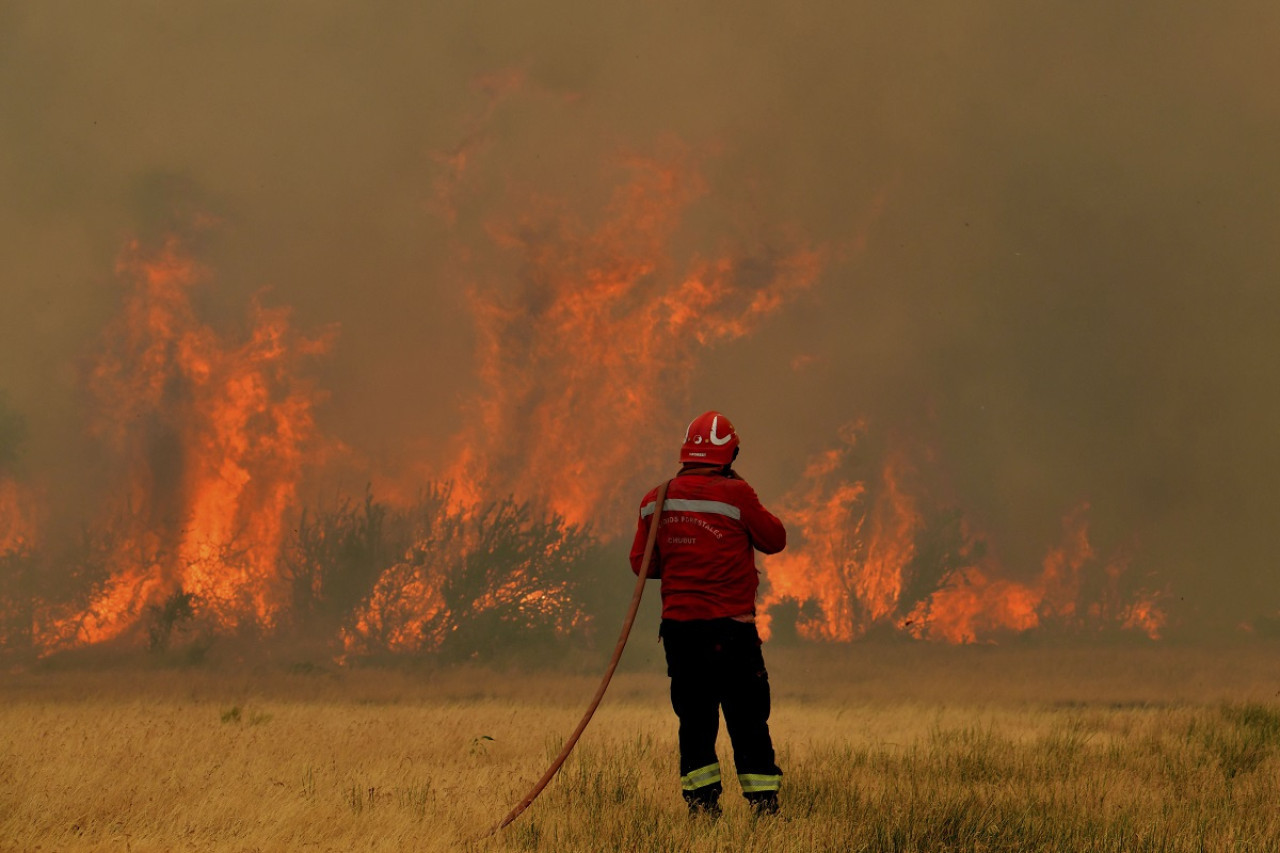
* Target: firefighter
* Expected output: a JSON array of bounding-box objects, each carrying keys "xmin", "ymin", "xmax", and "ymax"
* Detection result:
[{"xmin": 629, "ymin": 410, "xmax": 787, "ymax": 817}]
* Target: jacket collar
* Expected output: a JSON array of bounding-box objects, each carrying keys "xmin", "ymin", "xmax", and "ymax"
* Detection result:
[{"xmin": 678, "ymin": 464, "xmax": 728, "ymax": 478}]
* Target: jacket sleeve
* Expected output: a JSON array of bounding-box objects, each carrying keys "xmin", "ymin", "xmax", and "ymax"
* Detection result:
[
  {"xmin": 734, "ymin": 480, "xmax": 787, "ymax": 555},
  {"xmin": 629, "ymin": 490, "xmax": 662, "ymax": 577}
]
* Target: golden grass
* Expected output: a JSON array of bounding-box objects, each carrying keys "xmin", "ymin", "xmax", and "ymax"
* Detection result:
[{"xmin": 2, "ymin": 642, "xmax": 1278, "ymax": 852}]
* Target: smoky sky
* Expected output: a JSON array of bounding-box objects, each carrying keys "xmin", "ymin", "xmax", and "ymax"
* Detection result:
[{"xmin": 2, "ymin": 0, "xmax": 1278, "ymax": 631}]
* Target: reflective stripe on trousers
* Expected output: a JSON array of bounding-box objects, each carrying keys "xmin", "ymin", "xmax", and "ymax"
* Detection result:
[
  {"xmin": 737, "ymin": 772, "xmax": 782, "ymax": 793},
  {"xmin": 681, "ymin": 762, "xmax": 722, "ymax": 792}
]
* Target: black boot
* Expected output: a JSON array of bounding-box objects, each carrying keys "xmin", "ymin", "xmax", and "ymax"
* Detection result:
[
  {"xmin": 745, "ymin": 791, "xmax": 779, "ymax": 816},
  {"xmin": 684, "ymin": 785, "xmax": 722, "ymax": 819}
]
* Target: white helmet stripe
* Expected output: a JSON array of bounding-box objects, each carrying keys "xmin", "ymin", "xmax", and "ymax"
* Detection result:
[{"xmin": 709, "ymin": 415, "xmax": 733, "ymax": 446}]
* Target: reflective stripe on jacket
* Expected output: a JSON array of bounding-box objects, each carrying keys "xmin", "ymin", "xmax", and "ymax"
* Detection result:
[{"xmin": 629, "ymin": 468, "xmax": 786, "ymax": 621}]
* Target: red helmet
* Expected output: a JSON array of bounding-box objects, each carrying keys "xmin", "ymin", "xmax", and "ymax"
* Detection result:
[{"xmin": 680, "ymin": 411, "xmax": 740, "ymax": 466}]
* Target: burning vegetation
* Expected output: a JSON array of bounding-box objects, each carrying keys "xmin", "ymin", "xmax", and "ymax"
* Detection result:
[
  {"xmin": 759, "ymin": 422, "xmax": 1166, "ymax": 643},
  {"xmin": 0, "ymin": 143, "xmax": 1169, "ymax": 664},
  {"xmin": 441, "ymin": 148, "xmax": 824, "ymax": 531},
  {"xmin": 16, "ymin": 234, "xmax": 333, "ymax": 654},
  {"xmin": 335, "ymin": 486, "xmax": 598, "ymax": 659}
]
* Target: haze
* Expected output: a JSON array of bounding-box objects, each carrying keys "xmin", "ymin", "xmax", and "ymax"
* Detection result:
[{"xmin": 2, "ymin": 1, "xmax": 1278, "ymax": 636}]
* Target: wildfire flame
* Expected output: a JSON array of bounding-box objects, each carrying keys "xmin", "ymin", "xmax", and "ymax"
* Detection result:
[
  {"xmin": 11, "ymin": 215, "xmax": 1168, "ymax": 657},
  {"xmin": 0, "ymin": 79, "xmax": 1175, "ymax": 657},
  {"xmin": 761, "ymin": 423, "xmax": 1167, "ymax": 643},
  {"xmin": 1121, "ymin": 598, "xmax": 1167, "ymax": 640},
  {"xmin": 759, "ymin": 422, "xmax": 927, "ymax": 641},
  {"xmin": 39, "ymin": 234, "xmax": 332, "ymax": 652},
  {"xmin": 348, "ymin": 142, "xmax": 825, "ymax": 653},
  {"xmin": 902, "ymin": 505, "xmax": 1166, "ymax": 642},
  {"xmin": 441, "ymin": 148, "xmax": 823, "ymax": 529}
]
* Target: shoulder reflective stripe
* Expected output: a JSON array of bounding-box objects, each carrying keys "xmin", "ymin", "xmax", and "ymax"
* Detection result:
[
  {"xmin": 736, "ymin": 772, "xmax": 782, "ymax": 793},
  {"xmin": 667, "ymin": 499, "xmax": 742, "ymax": 519},
  {"xmin": 680, "ymin": 762, "xmax": 722, "ymax": 791},
  {"xmin": 640, "ymin": 499, "xmax": 742, "ymax": 520}
]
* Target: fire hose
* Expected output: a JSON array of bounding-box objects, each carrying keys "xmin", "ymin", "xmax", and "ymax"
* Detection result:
[{"xmin": 487, "ymin": 478, "xmax": 671, "ymax": 835}]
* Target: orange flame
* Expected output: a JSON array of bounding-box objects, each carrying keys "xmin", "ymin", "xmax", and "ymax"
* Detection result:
[
  {"xmin": 903, "ymin": 567, "xmax": 1041, "ymax": 644},
  {"xmin": 349, "ymin": 139, "xmax": 829, "ymax": 652},
  {"xmin": 341, "ymin": 490, "xmax": 591, "ymax": 656},
  {"xmin": 857, "ymin": 449, "xmax": 922, "ymax": 622},
  {"xmin": 763, "ymin": 424, "xmax": 1168, "ymax": 644},
  {"xmin": 39, "ymin": 235, "xmax": 332, "ymax": 652},
  {"xmin": 10, "ymin": 84, "xmax": 1172, "ymax": 655},
  {"xmin": 1121, "ymin": 596, "xmax": 1167, "ymax": 640},
  {"xmin": 345, "ymin": 552, "xmax": 451, "ymax": 654},
  {"xmin": 442, "ymin": 149, "xmax": 823, "ymax": 529},
  {"xmin": 1037, "ymin": 503, "xmax": 1094, "ymax": 623},
  {"xmin": 759, "ymin": 422, "xmax": 921, "ymax": 640},
  {"xmin": 903, "ymin": 504, "xmax": 1141, "ymax": 643}
]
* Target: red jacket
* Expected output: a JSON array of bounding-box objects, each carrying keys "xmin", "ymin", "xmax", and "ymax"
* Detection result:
[{"xmin": 629, "ymin": 468, "xmax": 787, "ymax": 621}]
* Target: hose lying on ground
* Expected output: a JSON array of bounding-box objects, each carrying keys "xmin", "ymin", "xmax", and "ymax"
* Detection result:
[{"xmin": 488, "ymin": 478, "xmax": 671, "ymax": 834}]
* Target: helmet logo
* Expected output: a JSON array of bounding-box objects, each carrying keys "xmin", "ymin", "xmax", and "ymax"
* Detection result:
[{"xmin": 709, "ymin": 416, "xmax": 733, "ymax": 446}]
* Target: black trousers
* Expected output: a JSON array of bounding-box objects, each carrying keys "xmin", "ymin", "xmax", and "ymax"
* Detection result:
[{"xmin": 661, "ymin": 618, "xmax": 782, "ymax": 804}]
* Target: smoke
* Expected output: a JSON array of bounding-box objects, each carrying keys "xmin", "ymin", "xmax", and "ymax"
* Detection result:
[
  {"xmin": 0, "ymin": 392, "xmax": 25, "ymax": 475},
  {"xmin": 2, "ymin": 0, "xmax": 1279, "ymax": 637}
]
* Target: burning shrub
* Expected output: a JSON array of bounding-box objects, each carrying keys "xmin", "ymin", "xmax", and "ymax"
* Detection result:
[
  {"xmin": 3, "ymin": 478, "xmax": 606, "ymax": 663},
  {"xmin": 434, "ymin": 496, "xmax": 597, "ymax": 661},
  {"xmin": 145, "ymin": 588, "xmax": 199, "ymax": 653},
  {"xmin": 1, "ymin": 523, "xmax": 120, "ymax": 659},
  {"xmin": 341, "ymin": 486, "xmax": 600, "ymax": 661},
  {"xmin": 284, "ymin": 488, "xmax": 398, "ymax": 633}
]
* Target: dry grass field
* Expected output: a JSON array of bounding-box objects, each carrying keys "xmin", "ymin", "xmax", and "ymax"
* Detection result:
[{"xmin": 2, "ymin": 641, "xmax": 1279, "ymax": 852}]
